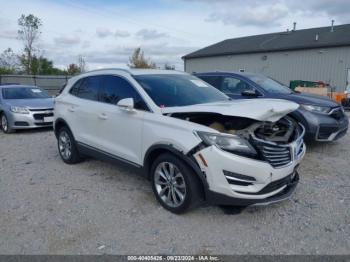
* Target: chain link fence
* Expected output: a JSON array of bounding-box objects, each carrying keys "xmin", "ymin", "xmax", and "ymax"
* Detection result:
[{"xmin": 0, "ymin": 75, "xmax": 72, "ymax": 95}]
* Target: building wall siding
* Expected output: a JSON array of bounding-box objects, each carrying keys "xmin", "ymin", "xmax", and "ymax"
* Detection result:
[{"xmin": 185, "ymin": 46, "xmax": 350, "ymax": 92}]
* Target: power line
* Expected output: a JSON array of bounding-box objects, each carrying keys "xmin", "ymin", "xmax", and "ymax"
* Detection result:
[{"xmin": 63, "ymin": 0, "xmax": 211, "ymax": 40}]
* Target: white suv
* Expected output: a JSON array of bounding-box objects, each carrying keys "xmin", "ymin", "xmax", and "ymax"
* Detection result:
[{"xmin": 54, "ymin": 69, "xmax": 305, "ymax": 213}]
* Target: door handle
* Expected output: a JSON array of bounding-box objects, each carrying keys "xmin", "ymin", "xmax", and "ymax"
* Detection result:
[
  {"xmin": 68, "ymin": 107, "xmax": 75, "ymax": 112},
  {"xmin": 98, "ymin": 113, "xmax": 108, "ymax": 120}
]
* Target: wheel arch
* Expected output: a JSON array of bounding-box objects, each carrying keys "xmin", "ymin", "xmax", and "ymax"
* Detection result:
[
  {"xmin": 143, "ymin": 144, "xmax": 209, "ymax": 198},
  {"xmin": 288, "ymin": 110, "xmax": 308, "ymax": 129},
  {"xmin": 54, "ymin": 118, "xmax": 73, "ymax": 138}
]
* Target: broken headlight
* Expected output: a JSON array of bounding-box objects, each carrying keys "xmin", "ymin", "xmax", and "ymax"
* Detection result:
[{"xmin": 196, "ymin": 131, "xmax": 257, "ymax": 157}]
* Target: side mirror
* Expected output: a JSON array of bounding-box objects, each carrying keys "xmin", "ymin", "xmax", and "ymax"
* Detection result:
[
  {"xmin": 241, "ymin": 89, "xmax": 259, "ymax": 97},
  {"xmin": 117, "ymin": 98, "xmax": 135, "ymax": 112}
]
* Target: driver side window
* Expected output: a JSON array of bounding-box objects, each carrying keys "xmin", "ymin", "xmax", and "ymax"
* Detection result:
[
  {"xmin": 100, "ymin": 75, "xmax": 149, "ymax": 111},
  {"xmin": 221, "ymin": 76, "xmax": 254, "ymax": 95}
]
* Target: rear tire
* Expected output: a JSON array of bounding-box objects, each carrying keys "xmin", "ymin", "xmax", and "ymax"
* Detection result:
[
  {"xmin": 57, "ymin": 126, "xmax": 82, "ymax": 164},
  {"xmin": 1, "ymin": 113, "xmax": 15, "ymax": 134},
  {"xmin": 150, "ymin": 153, "xmax": 202, "ymax": 214}
]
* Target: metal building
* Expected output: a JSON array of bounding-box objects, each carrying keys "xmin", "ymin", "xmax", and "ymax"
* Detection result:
[{"xmin": 183, "ymin": 23, "xmax": 350, "ymax": 92}]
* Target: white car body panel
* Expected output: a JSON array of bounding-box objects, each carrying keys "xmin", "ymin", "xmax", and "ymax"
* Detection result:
[
  {"xmin": 89, "ymin": 102, "xmax": 145, "ymax": 164},
  {"xmin": 162, "ymin": 99, "xmax": 299, "ymax": 123},
  {"xmin": 141, "ymin": 113, "xmax": 214, "ymax": 162}
]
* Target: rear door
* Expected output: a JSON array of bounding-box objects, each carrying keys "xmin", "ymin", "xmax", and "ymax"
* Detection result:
[{"xmin": 68, "ymin": 75, "xmax": 103, "ymax": 148}]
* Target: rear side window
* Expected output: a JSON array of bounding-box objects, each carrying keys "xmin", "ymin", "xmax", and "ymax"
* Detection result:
[
  {"xmin": 76, "ymin": 76, "xmax": 100, "ymax": 101},
  {"xmin": 221, "ymin": 76, "xmax": 253, "ymax": 94},
  {"xmin": 197, "ymin": 75, "xmax": 222, "ymax": 89},
  {"xmin": 100, "ymin": 75, "xmax": 148, "ymax": 111},
  {"xmin": 69, "ymin": 79, "xmax": 83, "ymax": 96}
]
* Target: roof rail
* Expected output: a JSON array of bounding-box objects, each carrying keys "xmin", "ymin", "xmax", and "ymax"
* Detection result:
[{"xmin": 83, "ymin": 68, "xmax": 132, "ymax": 74}]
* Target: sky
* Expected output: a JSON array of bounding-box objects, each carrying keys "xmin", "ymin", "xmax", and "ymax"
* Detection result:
[{"xmin": 0, "ymin": 0, "xmax": 349, "ymax": 71}]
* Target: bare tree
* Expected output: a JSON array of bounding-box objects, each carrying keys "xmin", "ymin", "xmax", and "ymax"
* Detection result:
[
  {"xmin": 78, "ymin": 55, "xmax": 86, "ymax": 73},
  {"xmin": 18, "ymin": 14, "xmax": 42, "ymax": 74},
  {"xmin": 128, "ymin": 47, "xmax": 156, "ymax": 69},
  {"xmin": 0, "ymin": 48, "xmax": 20, "ymax": 73},
  {"xmin": 164, "ymin": 63, "xmax": 175, "ymax": 70},
  {"xmin": 67, "ymin": 63, "xmax": 81, "ymax": 75}
]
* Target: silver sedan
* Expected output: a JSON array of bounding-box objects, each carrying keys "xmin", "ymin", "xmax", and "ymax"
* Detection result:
[{"xmin": 0, "ymin": 85, "xmax": 54, "ymax": 133}]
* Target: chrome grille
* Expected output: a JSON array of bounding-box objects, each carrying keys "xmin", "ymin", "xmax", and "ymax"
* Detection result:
[
  {"xmin": 296, "ymin": 139, "xmax": 304, "ymax": 158},
  {"xmin": 252, "ymin": 124, "xmax": 305, "ymax": 168},
  {"xmin": 29, "ymin": 108, "xmax": 54, "ymax": 112},
  {"xmin": 260, "ymin": 144, "xmax": 291, "ymax": 168}
]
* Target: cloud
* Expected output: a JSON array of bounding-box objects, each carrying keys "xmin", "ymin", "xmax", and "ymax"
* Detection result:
[
  {"xmin": 54, "ymin": 35, "xmax": 81, "ymax": 46},
  {"xmin": 205, "ymin": 4, "xmax": 288, "ymax": 27},
  {"xmin": 96, "ymin": 27, "xmax": 112, "ymax": 38},
  {"xmin": 46, "ymin": 43, "xmax": 197, "ymax": 70},
  {"xmin": 96, "ymin": 27, "xmax": 130, "ymax": 38},
  {"xmin": 136, "ymin": 29, "xmax": 168, "ymax": 40},
  {"xmin": 287, "ymin": 0, "xmax": 350, "ymax": 22},
  {"xmin": 191, "ymin": 0, "xmax": 350, "ymax": 26},
  {"xmin": 81, "ymin": 40, "xmax": 90, "ymax": 49},
  {"xmin": 114, "ymin": 29, "xmax": 130, "ymax": 37},
  {"xmin": 0, "ymin": 30, "xmax": 17, "ymax": 40}
]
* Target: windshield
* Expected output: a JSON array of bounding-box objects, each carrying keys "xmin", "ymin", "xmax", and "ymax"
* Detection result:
[
  {"xmin": 2, "ymin": 87, "xmax": 51, "ymax": 99},
  {"xmin": 247, "ymin": 74, "xmax": 292, "ymax": 94},
  {"xmin": 134, "ymin": 74, "xmax": 230, "ymax": 107}
]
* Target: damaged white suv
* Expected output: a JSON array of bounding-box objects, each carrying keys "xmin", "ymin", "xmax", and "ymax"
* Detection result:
[{"xmin": 54, "ymin": 69, "xmax": 305, "ymax": 213}]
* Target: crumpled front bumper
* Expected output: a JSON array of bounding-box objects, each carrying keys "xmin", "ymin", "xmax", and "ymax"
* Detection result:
[
  {"xmin": 205, "ymin": 172, "xmax": 299, "ymax": 206},
  {"xmin": 193, "ymin": 142, "xmax": 305, "ymax": 206}
]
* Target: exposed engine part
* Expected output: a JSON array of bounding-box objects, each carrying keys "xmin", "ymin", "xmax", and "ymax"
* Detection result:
[
  {"xmin": 168, "ymin": 112, "xmax": 299, "ymax": 144},
  {"xmin": 253, "ymin": 117, "xmax": 297, "ymax": 143},
  {"xmin": 168, "ymin": 112, "xmax": 256, "ymax": 131},
  {"xmin": 209, "ymin": 122, "xmax": 236, "ymax": 135}
]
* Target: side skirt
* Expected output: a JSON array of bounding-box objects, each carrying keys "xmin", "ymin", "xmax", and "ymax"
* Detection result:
[{"xmin": 76, "ymin": 142, "xmax": 145, "ymax": 176}]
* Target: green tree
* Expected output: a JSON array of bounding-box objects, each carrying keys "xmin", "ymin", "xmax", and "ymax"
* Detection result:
[
  {"xmin": 18, "ymin": 14, "xmax": 42, "ymax": 74},
  {"xmin": 128, "ymin": 47, "xmax": 156, "ymax": 69},
  {"xmin": 29, "ymin": 56, "xmax": 65, "ymax": 75},
  {"xmin": 0, "ymin": 68, "xmax": 14, "ymax": 74}
]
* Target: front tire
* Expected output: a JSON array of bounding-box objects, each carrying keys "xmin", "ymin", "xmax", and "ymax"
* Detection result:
[
  {"xmin": 57, "ymin": 126, "xmax": 81, "ymax": 164},
  {"xmin": 150, "ymin": 153, "xmax": 202, "ymax": 214},
  {"xmin": 1, "ymin": 113, "xmax": 15, "ymax": 134}
]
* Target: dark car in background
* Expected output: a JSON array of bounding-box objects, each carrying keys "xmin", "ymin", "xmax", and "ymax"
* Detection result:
[{"xmin": 195, "ymin": 72, "xmax": 348, "ymax": 142}]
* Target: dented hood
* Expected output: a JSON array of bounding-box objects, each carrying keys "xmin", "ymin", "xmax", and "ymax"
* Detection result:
[{"xmin": 161, "ymin": 99, "xmax": 299, "ymax": 122}]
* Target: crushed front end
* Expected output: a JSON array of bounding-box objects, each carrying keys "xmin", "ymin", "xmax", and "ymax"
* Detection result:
[{"xmin": 191, "ymin": 115, "xmax": 306, "ymax": 206}]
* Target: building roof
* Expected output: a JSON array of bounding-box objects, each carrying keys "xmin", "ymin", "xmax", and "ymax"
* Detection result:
[{"xmin": 183, "ymin": 24, "xmax": 350, "ymax": 59}]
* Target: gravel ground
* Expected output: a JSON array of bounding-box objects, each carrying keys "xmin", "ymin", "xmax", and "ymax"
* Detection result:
[{"xmin": 0, "ymin": 113, "xmax": 349, "ymax": 255}]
